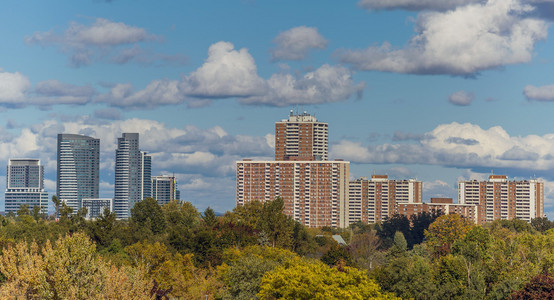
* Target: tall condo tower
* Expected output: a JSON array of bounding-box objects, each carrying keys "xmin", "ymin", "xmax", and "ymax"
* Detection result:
[
  {"xmin": 114, "ymin": 133, "xmax": 151, "ymax": 219},
  {"xmin": 275, "ymin": 111, "xmax": 328, "ymax": 161},
  {"xmin": 57, "ymin": 134, "xmax": 100, "ymax": 214},
  {"xmin": 5, "ymin": 159, "xmax": 49, "ymax": 215},
  {"xmin": 151, "ymin": 175, "xmax": 180, "ymax": 205}
]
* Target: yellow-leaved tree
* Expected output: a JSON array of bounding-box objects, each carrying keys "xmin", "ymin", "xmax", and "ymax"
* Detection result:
[
  {"xmin": 425, "ymin": 214, "xmax": 473, "ymax": 256},
  {"xmin": 258, "ymin": 258, "xmax": 398, "ymax": 299}
]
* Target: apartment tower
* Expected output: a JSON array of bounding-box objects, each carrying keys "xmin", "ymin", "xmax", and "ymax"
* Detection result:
[
  {"xmin": 151, "ymin": 175, "xmax": 180, "ymax": 205},
  {"xmin": 275, "ymin": 110, "xmax": 328, "ymax": 161},
  {"xmin": 237, "ymin": 112, "xmax": 350, "ymax": 228},
  {"xmin": 114, "ymin": 133, "xmax": 151, "ymax": 219},
  {"xmin": 5, "ymin": 159, "xmax": 48, "ymax": 215},
  {"xmin": 57, "ymin": 134, "xmax": 100, "ymax": 213},
  {"xmin": 348, "ymin": 175, "xmax": 422, "ymax": 224},
  {"xmin": 458, "ymin": 175, "xmax": 544, "ymax": 222}
]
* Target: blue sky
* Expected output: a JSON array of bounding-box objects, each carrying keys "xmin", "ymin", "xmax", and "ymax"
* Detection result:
[{"xmin": 2, "ymin": 0, "xmax": 554, "ymax": 217}]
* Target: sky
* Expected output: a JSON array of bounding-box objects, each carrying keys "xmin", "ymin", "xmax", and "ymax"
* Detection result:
[{"xmin": 2, "ymin": 0, "xmax": 554, "ymax": 217}]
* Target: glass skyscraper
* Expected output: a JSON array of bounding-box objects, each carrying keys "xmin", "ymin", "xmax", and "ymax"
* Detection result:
[
  {"xmin": 5, "ymin": 159, "xmax": 48, "ymax": 215},
  {"xmin": 114, "ymin": 133, "xmax": 151, "ymax": 219},
  {"xmin": 57, "ymin": 134, "xmax": 100, "ymax": 214}
]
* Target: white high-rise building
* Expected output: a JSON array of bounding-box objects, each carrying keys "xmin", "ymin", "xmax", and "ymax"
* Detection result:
[
  {"xmin": 151, "ymin": 175, "xmax": 180, "ymax": 205},
  {"xmin": 114, "ymin": 133, "xmax": 151, "ymax": 219},
  {"xmin": 348, "ymin": 175, "xmax": 422, "ymax": 224},
  {"xmin": 57, "ymin": 134, "xmax": 100, "ymax": 214},
  {"xmin": 5, "ymin": 159, "xmax": 48, "ymax": 215},
  {"xmin": 459, "ymin": 175, "xmax": 544, "ymax": 222}
]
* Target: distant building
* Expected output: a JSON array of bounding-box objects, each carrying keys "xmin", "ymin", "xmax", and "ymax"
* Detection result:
[
  {"xmin": 237, "ymin": 159, "xmax": 350, "ymax": 228},
  {"xmin": 57, "ymin": 134, "xmax": 99, "ymax": 214},
  {"xmin": 82, "ymin": 198, "xmax": 113, "ymax": 220},
  {"xmin": 395, "ymin": 198, "xmax": 482, "ymax": 224},
  {"xmin": 348, "ymin": 175, "xmax": 422, "ymax": 224},
  {"xmin": 459, "ymin": 175, "xmax": 544, "ymax": 222},
  {"xmin": 236, "ymin": 111, "xmax": 351, "ymax": 228},
  {"xmin": 114, "ymin": 133, "xmax": 151, "ymax": 219},
  {"xmin": 275, "ymin": 111, "xmax": 328, "ymax": 161},
  {"xmin": 151, "ymin": 175, "xmax": 180, "ymax": 205},
  {"xmin": 5, "ymin": 159, "xmax": 48, "ymax": 215}
]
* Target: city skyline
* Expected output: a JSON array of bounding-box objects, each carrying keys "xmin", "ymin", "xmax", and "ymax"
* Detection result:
[{"xmin": 1, "ymin": 1, "xmax": 554, "ymax": 217}]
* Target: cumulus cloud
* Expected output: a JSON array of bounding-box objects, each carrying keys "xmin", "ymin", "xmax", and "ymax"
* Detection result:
[
  {"xmin": 93, "ymin": 42, "xmax": 364, "ymax": 109},
  {"xmin": 180, "ymin": 41, "xmax": 267, "ymax": 98},
  {"xmin": 340, "ymin": 0, "xmax": 549, "ymax": 75},
  {"xmin": 270, "ymin": 26, "xmax": 328, "ymax": 61},
  {"xmin": 524, "ymin": 84, "xmax": 554, "ymax": 101},
  {"xmin": 448, "ymin": 91, "xmax": 474, "ymax": 106},
  {"xmin": 0, "ymin": 71, "xmax": 31, "ymax": 103},
  {"xmin": 358, "ymin": 0, "xmax": 482, "ymax": 11},
  {"xmin": 240, "ymin": 64, "xmax": 364, "ymax": 106},
  {"xmin": 331, "ymin": 122, "xmax": 554, "ymax": 172},
  {"xmin": 25, "ymin": 18, "xmax": 179, "ymax": 67}
]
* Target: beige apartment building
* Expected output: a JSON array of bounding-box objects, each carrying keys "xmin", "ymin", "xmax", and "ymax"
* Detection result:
[
  {"xmin": 348, "ymin": 175, "xmax": 422, "ymax": 224},
  {"xmin": 458, "ymin": 175, "xmax": 544, "ymax": 222},
  {"xmin": 236, "ymin": 112, "xmax": 350, "ymax": 228}
]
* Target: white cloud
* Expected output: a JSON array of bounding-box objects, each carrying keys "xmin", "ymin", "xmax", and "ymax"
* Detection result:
[
  {"xmin": 92, "ymin": 42, "xmax": 364, "ymax": 109},
  {"xmin": 96, "ymin": 79, "xmax": 183, "ymax": 108},
  {"xmin": 0, "ymin": 71, "xmax": 31, "ymax": 103},
  {"xmin": 340, "ymin": 0, "xmax": 549, "ymax": 75},
  {"xmin": 180, "ymin": 41, "xmax": 267, "ymax": 98},
  {"xmin": 25, "ymin": 18, "xmax": 170, "ymax": 67},
  {"xmin": 331, "ymin": 122, "xmax": 554, "ymax": 171},
  {"xmin": 524, "ymin": 84, "xmax": 554, "ymax": 101},
  {"xmin": 270, "ymin": 26, "xmax": 328, "ymax": 61},
  {"xmin": 358, "ymin": 0, "xmax": 482, "ymax": 11},
  {"xmin": 240, "ymin": 64, "xmax": 364, "ymax": 106},
  {"xmin": 423, "ymin": 179, "xmax": 457, "ymax": 199},
  {"xmin": 448, "ymin": 90, "xmax": 474, "ymax": 106}
]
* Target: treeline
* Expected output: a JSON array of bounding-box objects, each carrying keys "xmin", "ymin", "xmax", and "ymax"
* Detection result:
[{"xmin": 0, "ymin": 197, "xmax": 553, "ymax": 299}]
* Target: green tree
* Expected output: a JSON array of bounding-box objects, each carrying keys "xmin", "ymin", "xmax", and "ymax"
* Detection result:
[
  {"xmin": 376, "ymin": 214, "xmax": 410, "ymax": 249},
  {"xmin": 257, "ymin": 197, "xmax": 295, "ymax": 248},
  {"xmin": 131, "ymin": 197, "xmax": 166, "ymax": 234},
  {"xmin": 531, "ymin": 217, "xmax": 554, "ymax": 233},
  {"xmin": 16, "ymin": 204, "xmax": 30, "ymax": 217},
  {"xmin": 203, "ymin": 207, "xmax": 218, "ymax": 227}
]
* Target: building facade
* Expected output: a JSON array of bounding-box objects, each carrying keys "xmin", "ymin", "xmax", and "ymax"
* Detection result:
[
  {"xmin": 459, "ymin": 175, "xmax": 544, "ymax": 222},
  {"xmin": 236, "ymin": 111, "xmax": 351, "ymax": 228},
  {"xmin": 57, "ymin": 134, "xmax": 100, "ymax": 214},
  {"xmin": 82, "ymin": 198, "xmax": 113, "ymax": 220},
  {"xmin": 395, "ymin": 198, "xmax": 482, "ymax": 224},
  {"xmin": 151, "ymin": 175, "xmax": 180, "ymax": 205},
  {"xmin": 114, "ymin": 133, "xmax": 151, "ymax": 219},
  {"xmin": 236, "ymin": 159, "xmax": 350, "ymax": 228},
  {"xmin": 275, "ymin": 111, "xmax": 328, "ymax": 161},
  {"xmin": 5, "ymin": 159, "xmax": 48, "ymax": 215},
  {"xmin": 348, "ymin": 175, "xmax": 422, "ymax": 224}
]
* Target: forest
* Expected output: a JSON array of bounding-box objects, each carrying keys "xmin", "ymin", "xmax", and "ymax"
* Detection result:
[{"xmin": 0, "ymin": 196, "xmax": 553, "ymax": 299}]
